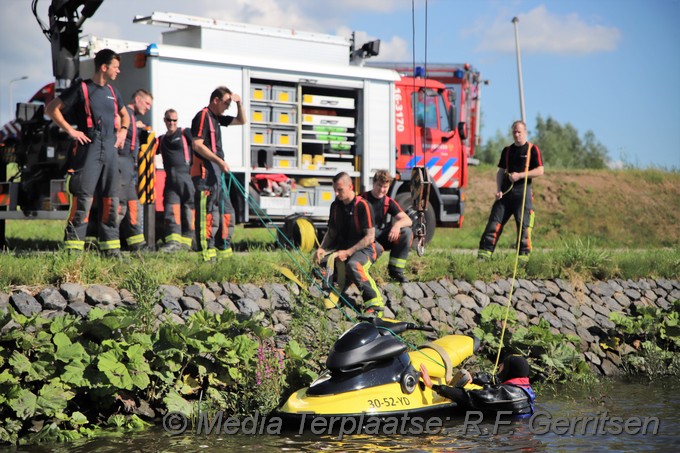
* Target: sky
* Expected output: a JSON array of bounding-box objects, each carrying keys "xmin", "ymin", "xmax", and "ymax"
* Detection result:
[{"xmin": 1, "ymin": 0, "xmax": 678, "ymax": 169}]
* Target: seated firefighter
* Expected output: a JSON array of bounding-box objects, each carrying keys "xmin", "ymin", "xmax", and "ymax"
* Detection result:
[
  {"xmin": 420, "ymin": 354, "xmax": 536, "ymax": 417},
  {"xmin": 361, "ymin": 169, "xmax": 413, "ymax": 283},
  {"xmin": 314, "ymin": 172, "xmax": 384, "ymax": 315}
]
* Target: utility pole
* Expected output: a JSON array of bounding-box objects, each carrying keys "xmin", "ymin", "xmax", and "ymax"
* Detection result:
[{"xmin": 511, "ymin": 17, "xmax": 526, "ymax": 124}]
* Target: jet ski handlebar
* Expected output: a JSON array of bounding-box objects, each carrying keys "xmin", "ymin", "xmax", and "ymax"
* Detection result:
[{"xmin": 357, "ymin": 316, "xmax": 435, "ymax": 334}]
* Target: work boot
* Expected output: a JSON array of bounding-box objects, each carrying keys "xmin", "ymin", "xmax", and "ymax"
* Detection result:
[
  {"xmin": 101, "ymin": 249, "xmax": 122, "ymax": 259},
  {"xmin": 159, "ymin": 241, "xmax": 183, "ymax": 253},
  {"xmin": 388, "ymin": 267, "xmax": 409, "ymax": 283},
  {"xmin": 127, "ymin": 242, "xmax": 148, "ymax": 252},
  {"xmin": 477, "ymin": 250, "xmax": 492, "ymax": 261}
]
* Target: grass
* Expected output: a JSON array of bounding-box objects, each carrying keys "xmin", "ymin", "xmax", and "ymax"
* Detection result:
[{"xmin": 1, "ymin": 168, "xmax": 679, "ymax": 290}]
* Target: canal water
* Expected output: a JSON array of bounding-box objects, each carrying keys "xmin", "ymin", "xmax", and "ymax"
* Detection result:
[{"xmin": 7, "ymin": 377, "xmax": 679, "ymax": 452}]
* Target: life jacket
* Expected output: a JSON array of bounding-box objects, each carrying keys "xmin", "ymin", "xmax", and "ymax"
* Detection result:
[{"xmin": 81, "ymin": 80, "xmax": 119, "ymax": 130}]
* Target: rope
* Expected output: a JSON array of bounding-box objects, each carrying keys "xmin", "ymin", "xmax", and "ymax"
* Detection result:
[
  {"xmin": 491, "ymin": 146, "xmax": 533, "ymax": 376},
  {"xmin": 225, "ymin": 172, "xmax": 361, "ymax": 322}
]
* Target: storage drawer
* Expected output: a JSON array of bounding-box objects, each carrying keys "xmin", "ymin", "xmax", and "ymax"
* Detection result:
[
  {"xmin": 259, "ymin": 196, "xmax": 291, "ymax": 210},
  {"xmin": 272, "ymin": 130, "xmax": 297, "ymax": 146},
  {"xmin": 250, "ymin": 84, "xmax": 270, "ymax": 101},
  {"xmin": 272, "ymin": 106, "xmax": 297, "ymax": 124},
  {"xmin": 272, "ymin": 86, "xmax": 296, "ymax": 103},
  {"xmin": 303, "ymin": 94, "xmax": 355, "ymax": 109},
  {"xmin": 292, "ymin": 189, "xmax": 314, "ymax": 207},
  {"xmin": 315, "ymin": 185, "xmax": 335, "ymax": 207},
  {"xmin": 251, "ymin": 126, "xmax": 271, "ymax": 145},
  {"xmin": 273, "ymin": 155, "xmax": 296, "ymax": 168},
  {"xmin": 302, "ymin": 114, "xmax": 355, "ymax": 128},
  {"xmin": 251, "ymin": 105, "xmax": 270, "ymax": 123}
]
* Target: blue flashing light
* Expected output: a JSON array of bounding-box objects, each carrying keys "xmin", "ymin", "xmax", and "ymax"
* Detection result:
[
  {"xmin": 454, "ymin": 69, "xmax": 464, "ymax": 79},
  {"xmin": 414, "ymin": 66, "xmax": 425, "ymax": 78},
  {"xmin": 146, "ymin": 43, "xmax": 159, "ymax": 56}
]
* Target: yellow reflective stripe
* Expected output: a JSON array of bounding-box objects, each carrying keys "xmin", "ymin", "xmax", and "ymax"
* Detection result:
[
  {"xmin": 64, "ymin": 240, "xmax": 85, "ymax": 250},
  {"xmin": 199, "ymin": 191, "xmax": 209, "ymax": 261},
  {"xmin": 389, "ymin": 257, "xmax": 407, "ymax": 268},
  {"xmin": 126, "ymin": 234, "xmax": 145, "ymax": 246},
  {"xmin": 217, "ymin": 248, "xmax": 233, "ymax": 258},
  {"xmin": 164, "ymin": 233, "xmax": 184, "ymax": 244},
  {"xmin": 98, "ymin": 239, "xmax": 121, "ymax": 250},
  {"xmin": 179, "ymin": 236, "xmax": 193, "ymax": 247}
]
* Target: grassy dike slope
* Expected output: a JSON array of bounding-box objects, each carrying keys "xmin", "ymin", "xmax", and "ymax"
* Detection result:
[{"xmin": 434, "ymin": 166, "xmax": 680, "ymax": 250}]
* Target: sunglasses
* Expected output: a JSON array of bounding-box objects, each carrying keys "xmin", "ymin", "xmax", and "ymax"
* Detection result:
[{"xmin": 165, "ymin": 118, "xmax": 178, "ymax": 122}]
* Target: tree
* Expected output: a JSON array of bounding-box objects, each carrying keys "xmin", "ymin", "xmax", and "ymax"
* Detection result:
[{"xmin": 531, "ymin": 115, "xmax": 609, "ymax": 169}]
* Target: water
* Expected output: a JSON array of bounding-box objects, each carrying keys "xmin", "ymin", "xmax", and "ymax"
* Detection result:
[{"xmin": 6, "ymin": 378, "xmax": 679, "ymax": 452}]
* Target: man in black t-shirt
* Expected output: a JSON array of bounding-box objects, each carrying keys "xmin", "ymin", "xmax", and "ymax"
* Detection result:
[
  {"xmin": 315, "ymin": 172, "xmax": 384, "ymax": 315},
  {"xmin": 157, "ymin": 109, "xmax": 195, "ymax": 252},
  {"xmin": 190, "ymin": 86, "xmax": 246, "ymax": 261},
  {"xmin": 478, "ymin": 121, "xmax": 544, "ymax": 260},
  {"xmin": 45, "ymin": 48, "xmax": 130, "ymax": 257},
  {"xmin": 361, "ymin": 170, "xmax": 413, "ymax": 283}
]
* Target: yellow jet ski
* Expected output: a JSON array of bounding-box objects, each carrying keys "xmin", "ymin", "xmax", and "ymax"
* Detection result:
[{"xmin": 276, "ymin": 317, "xmax": 480, "ymax": 427}]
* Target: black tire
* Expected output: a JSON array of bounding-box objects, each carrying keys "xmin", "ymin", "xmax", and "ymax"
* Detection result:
[{"xmin": 395, "ymin": 192, "xmax": 436, "ymax": 245}]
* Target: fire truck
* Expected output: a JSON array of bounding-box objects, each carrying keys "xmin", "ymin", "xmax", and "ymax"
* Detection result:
[{"xmin": 0, "ymin": 4, "xmax": 482, "ymax": 249}]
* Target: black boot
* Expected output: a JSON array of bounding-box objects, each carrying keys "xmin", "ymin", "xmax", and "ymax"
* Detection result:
[{"xmin": 388, "ymin": 267, "xmax": 409, "ymax": 283}]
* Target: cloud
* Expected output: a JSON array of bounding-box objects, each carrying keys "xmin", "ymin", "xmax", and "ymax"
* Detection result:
[{"xmin": 465, "ymin": 5, "xmax": 621, "ymax": 54}]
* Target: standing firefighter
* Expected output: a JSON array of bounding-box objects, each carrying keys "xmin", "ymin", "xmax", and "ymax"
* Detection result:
[
  {"xmin": 478, "ymin": 121, "xmax": 544, "ymax": 261},
  {"xmin": 157, "ymin": 109, "xmax": 195, "ymax": 252},
  {"xmin": 45, "ymin": 48, "xmax": 130, "ymax": 257},
  {"xmin": 190, "ymin": 86, "xmax": 246, "ymax": 261},
  {"xmin": 361, "ymin": 170, "xmax": 413, "ymax": 283},
  {"xmin": 119, "ymin": 89, "xmax": 153, "ymax": 251},
  {"xmin": 314, "ymin": 172, "xmax": 384, "ymax": 315}
]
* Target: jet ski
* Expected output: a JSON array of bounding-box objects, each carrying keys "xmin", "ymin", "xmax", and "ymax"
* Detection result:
[{"xmin": 276, "ymin": 317, "xmax": 480, "ymax": 426}]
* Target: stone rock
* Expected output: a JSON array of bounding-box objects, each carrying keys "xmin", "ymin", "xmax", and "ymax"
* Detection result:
[
  {"xmin": 454, "ymin": 280, "xmax": 473, "ymax": 294},
  {"xmin": 255, "ymin": 298, "xmax": 272, "ymax": 312},
  {"xmin": 222, "ymin": 282, "xmax": 245, "ymax": 300},
  {"xmin": 180, "ymin": 297, "xmax": 202, "ymax": 311},
  {"xmin": 166, "ymin": 313, "xmax": 186, "ymax": 325},
  {"xmin": 494, "ymin": 279, "xmax": 512, "ymax": 295},
  {"xmin": 119, "ymin": 288, "xmax": 136, "ymax": 306},
  {"xmin": 541, "ymin": 312, "xmax": 562, "ymax": 329},
  {"xmin": 41, "ymin": 310, "xmax": 63, "ymax": 320},
  {"xmin": 216, "ymin": 295, "xmax": 239, "ymax": 313},
  {"xmin": 532, "ymin": 292, "xmax": 546, "ymax": 304},
  {"xmin": 471, "ymin": 290, "xmax": 490, "ymax": 308},
  {"xmin": 513, "ymin": 288, "xmax": 532, "ymax": 302},
  {"xmin": 605, "ymin": 351, "xmax": 622, "ymax": 367},
  {"xmin": 60, "ymin": 283, "xmax": 85, "ymax": 304},
  {"xmin": 399, "ymin": 297, "xmax": 421, "ymax": 313},
  {"xmin": 437, "ymin": 297, "xmax": 457, "ymax": 315},
  {"xmin": 10, "ymin": 292, "xmax": 42, "ymax": 317},
  {"xmin": 624, "ymin": 288, "xmax": 642, "ymax": 301},
  {"xmin": 273, "ymin": 310, "xmax": 292, "ymax": 325},
  {"xmin": 430, "ymin": 307, "xmax": 449, "ymax": 324},
  {"xmin": 518, "ymin": 279, "xmax": 539, "ymax": 293},
  {"xmin": 579, "ymin": 302, "xmax": 597, "ymax": 321},
  {"xmin": 95, "ymin": 302, "xmax": 116, "ymax": 311},
  {"xmin": 85, "ymin": 285, "xmax": 121, "ymax": 306},
  {"xmin": 0, "ymin": 292, "xmax": 9, "ymax": 313},
  {"xmin": 554, "ymin": 278, "xmax": 574, "ymax": 295},
  {"xmin": 241, "ymin": 284, "xmax": 265, "ymax": 301},
  {"xmin": 600, "ymin": 359, "xmax": 620, "ymax": 376},
  {"xmin": 559, "ymin": 292, "xmax": 578, "ymax": 307},
  {"xmin": 157, "ymin": 285, "xmax": 183, "ymax": 300},
  {"xmin": 454, "ymin": 294, "xmax": 477, "ymax": 311},
  {"xmin": 576, "ymin": 326, "xmax": 595, "ymax": 346},
  {"xmin": 264, "ymin": 283, "xmax": 292, "ymax": 310},
  {"xmin": 543, "ymin": 280, "xmax": 560, "ymax": 296},
  {"xmin": 204, "ymin": 301, "xmax": 224, "ymax": 315},
  {"xmin": 236, "ymin": 298, "xmax": 260, "ymax": 317},
  {"xmin": 206, "ymin": 281, "xmax": 223, "ymax": 296},
  {"xmin": 602, "ymin": 296, "xmax": 623, "ymax": 313},
  {"xmin": 182, "ymin": 309, "xmax": 199, "ymax": 319},
  {"xmin": 427, "ymin": 281, "xmax": 450, "ymax": 297},
  {"xmin": 590, "ymin": 281, "xmax": 615, "ymax": 298},
  {"xmin": 516, "ymin": 301, "xmax": 538, "ymax": 318},
  {"xmin": 160, "ymin": 297, "xmax": 182, "ymax": 315},
  {"xmin": 438, "ymin": 278, "xmax": 459, "ymax": 295},
  {"xmin": 184, "ymin": 284, "xmax": 204, "ymax": 301},
  {"xmin": 66, "ymin": 301, "xmax": 92, "ymax": 318},
  {"xmin": 547, "ymin": 296, "xmax": 570, "ymax": 312},
  {"xmin": 417, "ymin": 282, "xmax": 435, "ymax": 298},
  {"xmin": 584, "ymin": 351, "xmax": 601, "ymax": 366},
  {"xmin": 555, "ymin": 307, "xmax": 577, "ymax": 325},
  {"xmin": 457, "ymin": 307, "xmax": 477, "ymax": 328},
  {"xmin": 413, "ymin": 308, "xmax": 432, "ymax": 325},
  {"xmin": 38, "ymin": 287, "xmax": 68, "ymax": 310},
  {"xmin": 488, "ymin": 282, "xmax": 503, "ymax": 295},
  {"xmin": 402, "ymin": 283, "xmax": 424, "ymax": 299},
  {"xmin": 473, "ymin": 281, "xmax": 490, "ymax": 295}
]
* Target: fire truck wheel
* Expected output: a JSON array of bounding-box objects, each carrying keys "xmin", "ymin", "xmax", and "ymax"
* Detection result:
[{"xmin": 395, "ymin": 192, "xmax": 436, "ymax": 246}]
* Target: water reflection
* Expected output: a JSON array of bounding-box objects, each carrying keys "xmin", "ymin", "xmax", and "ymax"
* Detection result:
[{"xmin": 4, "ymin": 378, "xmax": 679, "ymax": 453}]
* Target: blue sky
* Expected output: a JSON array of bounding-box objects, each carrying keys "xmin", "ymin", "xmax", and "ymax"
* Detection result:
[{"xmin": 1, "ymin": 0, "xmax": 678, "ymax": 169}]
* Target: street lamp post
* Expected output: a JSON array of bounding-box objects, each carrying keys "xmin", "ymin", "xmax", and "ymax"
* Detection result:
[
  {"xmin": 8, "ymin": 75, "xmax": 29, "ymax": 122},
  {"xmin": 511, "ymin": 17, "xmax": 526, "ymax": 124}
]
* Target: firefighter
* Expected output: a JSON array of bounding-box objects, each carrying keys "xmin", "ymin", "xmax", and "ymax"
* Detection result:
[
  {"xmin": 314, "ymin": 172, "xmax": 384, "ymax": 315},
  {"xmin": 478, "ymin": 120, "xmax": 544, "ymax": 261},
  {"xmin": 190, "ymin": 86, "xmax": 246, "ymax": 261},
  {"xmin": 45, "ymin": 48, "xmax": 130, "ymax": 257},
  {"xmin": 118, "ymin": 89, "xmax": 153, "ymax": 251},
  {"xmin": 361, "ymin": 169, "xmax": 413, "ymax": 283},
  {"xmin": 157, "ymin": 109, "xmax": 195, "ymax": 252}
]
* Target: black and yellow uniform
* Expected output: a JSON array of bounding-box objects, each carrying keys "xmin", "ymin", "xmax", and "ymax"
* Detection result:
[
  {"xmin": 118, "ymin": 105, "xmax": 145, "ymax": 249},
  {"xmin": 190, "ymin": 107, "xmax": 235, "ymax": 260},
  {"xmin": 361, "ymin": 191, "xmax": 412, "ymax": 278},
  {"xmin": 157, "ymin": 128, "xmax": 195, "ymax": 249},
  {"xmin": 479, "ymin": 142, "xmax": 543, "ymax": 258},
  {"xmin": 60, "ymin": 80, "xmax": 123, "ymax": 253},
  {"xmin": 327, "ymin": 196, "xmax": 384, "ymax": 310}
]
